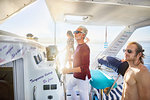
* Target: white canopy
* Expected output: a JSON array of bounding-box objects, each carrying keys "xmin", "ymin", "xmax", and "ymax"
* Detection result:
[{"xmin": 0, "ymin": 0, "xmax": 150, "ymax": 26}]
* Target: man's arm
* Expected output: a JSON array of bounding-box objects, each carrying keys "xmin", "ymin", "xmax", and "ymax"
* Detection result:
[
  {"xmin": 136, "ymin": 67, "xmax": 150, "ymax": 100},
  {"xmin": 62, "ymin": 67, "xmax": 81, "ymax": 74}
]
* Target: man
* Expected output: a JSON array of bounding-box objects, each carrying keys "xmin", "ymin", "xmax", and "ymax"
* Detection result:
[
  {"xmin": 122, "ymin": 42, "xmax": 150, "ymax": 100},
  {"xmin": 62, "ymin": 26, "xmax": 91, "ymax": 100}
]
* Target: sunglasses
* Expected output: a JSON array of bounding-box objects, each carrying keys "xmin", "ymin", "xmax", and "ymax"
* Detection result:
[
  {"xmin": 123, "ymin": 49, "xmax": 133, "ymax": 53},
  {"xmin": 73, "ymin": 31, "xmax": 83, "ymax": 34}
]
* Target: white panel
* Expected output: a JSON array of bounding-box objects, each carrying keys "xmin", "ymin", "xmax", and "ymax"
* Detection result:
[{"xmin": 0, "ymin": 0, "xmax": 36, "ymax": 24}]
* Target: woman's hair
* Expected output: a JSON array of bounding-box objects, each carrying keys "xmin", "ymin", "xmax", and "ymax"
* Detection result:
[
  {"xmin": 128, "ymin": 42, "xmax": 145, "ymax": 64},
  {"xmin": 67, "ymin": 30, "xmax": 74, "ymax": 38}
]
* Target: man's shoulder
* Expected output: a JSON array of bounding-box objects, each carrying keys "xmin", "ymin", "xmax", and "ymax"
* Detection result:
[
  {"xmin": 78, "ymin": 43, "xmax": 90, "ymax": 54},
  {"xmin": 139, "ymin": 65, "xmax": 149, "ymax": 72},
  {"xmin": 80, "ymin": 43, "xmax": 89, "ymax": 49},
  {"xmin": 135, "ymin": 65, "xmax": 150, "ymax": 79}
]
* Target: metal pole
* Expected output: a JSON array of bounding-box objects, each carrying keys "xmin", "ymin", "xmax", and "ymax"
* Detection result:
[
  {"xmin": 100, "ymin": 89, "xmax": 103, "ymax": 100},
  {"xmin": 106, "ymin": 74, "xmax": 121, "ymax": 96},
  {"xmin": 54, "ymin": 22, "xmax": 56, "ymax": 45},
  {"xmin": 105, "ymin": 26, "xmax": 107, "ymax": 43},
  {"xmin": 63, "ymin": 75, "xmax": 66, "ymax": 100}
]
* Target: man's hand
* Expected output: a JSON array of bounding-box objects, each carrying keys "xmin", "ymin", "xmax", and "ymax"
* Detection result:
[{"xmin": 62, "ymin": 67, "xmax": 69, "ymax": 74}]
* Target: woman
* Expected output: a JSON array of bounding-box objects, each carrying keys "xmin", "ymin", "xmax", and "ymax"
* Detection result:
[{"xmin": 64, "ymin": 30, "xmax": 74, "ymax": 68}]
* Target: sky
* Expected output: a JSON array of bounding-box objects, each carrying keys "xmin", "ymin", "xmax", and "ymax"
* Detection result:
[{"xmin": 0, "ymin": 0, "xmax": 150, "ymax": 45}]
